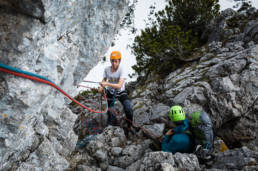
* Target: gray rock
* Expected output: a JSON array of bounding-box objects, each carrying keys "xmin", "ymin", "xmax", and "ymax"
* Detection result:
[
  {"xmin": 139, "ymin": 152, "xmax": 175, "ymax": 171},
  {"xmin": 0, "ymin": 0, "xmax": 128, "ymax": 170},
  {"xmin": 94, "ymin": 150, "xmax": 107, "ymax": 162},
  {"xmin": 172, "ymin": 87, "xmax": 194, "ymax": 105},
  {"xmin": 244, "ymin": 19, "xmax": 258, "ymax": 43},
  {"xmin": 150, "ymin": 103, "xmax": 170, "ymax": 123},
  {"xmin": 17, "ymin": 137, "xmax": 69, "ymax": 170},
  {"xmin": 107, "ymin": 165, "xmax": 125, "ymax": 171},
  {"xmin": 86, "ymin": 126, "xmax": 126, "ymax": 157},
  {"xmin": 142, "ymin": 123, "xmax": 165, "ymax": 139},
  {"xmin": 68, "ymin": 151, "xmax": 96, "ymax": 170},
  {"xmin": 132, "ymin": 99, "xmax": 152, "ymax": 126},
  {"xmin": 126, "ymin": 159, "xmax": 142, "ymax": 171},
  {"xmin": 71, "ymin": 126, "xmax": 153, "ymax": 169},
  {"xmin": 209, "ymin": 146, "xmax": 258, "ymax": 170},
  {"xmin": 138, "ymin": 152, "xmax": 200, "ymax": 171},
  {"xmin": 77, "ymin": 165, "xmax": 101, "ymax": 171},
  {"xmin": 203, "ymin": 9, "xmax": 236, "ymax": 43},
  {"xmin": 173, "ymin": 153, "xmax": 200, "ymax": 171},
  {"xmin": 221, "ymin": 8, "xmax": 236, "ymax": 19},
  {"xmin": 202, "ymin": 6, "xmax": 258, "ymax": 45},
  {"xmin": 111, "ymin": 147, "xmax": 123, "ymax": 156},
  {"xmin": 113, "ymin": 144, "xmax": 145, "ymax": 168}
]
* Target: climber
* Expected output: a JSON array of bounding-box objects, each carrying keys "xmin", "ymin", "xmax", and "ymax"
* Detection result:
[
  {"xmin": 161, "ymin": 105, "xmax": 194, "ymax": 154},
  {"xmin": 162, "ymin": 105, "xmax": 215, "ymax": 160},
  {"xmin": 98, "ymin": 51, "xmax": 135, "ymax": 135},
  {"xmin": 188, "ymin": 110, "xmax": 214, "ymax": 161}
]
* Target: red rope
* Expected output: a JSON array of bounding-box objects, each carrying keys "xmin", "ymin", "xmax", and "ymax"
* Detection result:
[
  {"xmin": 1, "ymin": 67, "xmax": 161, "ymax": 141},
  {"xmin": 0, "ymin": 68, "xmax": 107, "ymax": 114}
]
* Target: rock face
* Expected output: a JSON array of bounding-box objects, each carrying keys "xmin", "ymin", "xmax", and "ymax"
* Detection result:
[
  {"xmin": 69, "ymin": 126, "xmax": 200, "ymax": 171},
  {"xmin": 130, "ymin": 6, "xmax": 258, "ymax": 149},
  {"xmin": 208, "ymin": 146, "xmax": 258, "ymax": 171},
  {"xmin": 0, "ymin": 0, "xmax": 128, "ymax": 170},
  {"xmin": 1, "ymin": 1, "xmax": 258, "ymax": 170},
  {"xmin": 67, "ymin": 5, "xmax": 258, "ymax": 171},
  {"xmin": 136, "ymin": 152, "xmax": 200, "ymax": 171}
]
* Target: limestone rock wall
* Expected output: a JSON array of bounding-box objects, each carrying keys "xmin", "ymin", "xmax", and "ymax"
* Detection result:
[
  {"xmin": 130, "ymin": 7, "xmax": 258, "ymax": 149},
  {"xmin": 0, "ymin": 0, "xmax": 128, "ymax": 170},
  {"xmin": 69, "ymin": 126, "xmax": 201, "ymax": 171}
]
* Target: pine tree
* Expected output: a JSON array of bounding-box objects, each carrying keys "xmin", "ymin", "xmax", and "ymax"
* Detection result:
[{"xmin": 132, "ymin": 0, "xmax": 220, "ymax": 77}]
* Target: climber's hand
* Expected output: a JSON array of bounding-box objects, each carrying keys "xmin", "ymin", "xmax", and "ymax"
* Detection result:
[
  {"xmin": 166, "ymin": 129, "xmax": 173, "ymax": 136},
  {"xmin": 101, "ymin": 81, "xmax": 108, "ymax": 87}
]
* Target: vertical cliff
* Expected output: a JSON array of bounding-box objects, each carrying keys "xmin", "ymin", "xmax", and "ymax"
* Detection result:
[{"xmin": 0, "ymin": 0, "xmax": 128, "ymax": 170}]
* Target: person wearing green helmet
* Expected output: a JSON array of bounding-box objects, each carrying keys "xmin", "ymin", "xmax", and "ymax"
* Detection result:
[
  {"xmin": 188, "ymin": 110, "xmax": 214, "ymax": 161},
  {"xmin": 161, "ymin": 105, "xmax": 194, "ymax": 154}
]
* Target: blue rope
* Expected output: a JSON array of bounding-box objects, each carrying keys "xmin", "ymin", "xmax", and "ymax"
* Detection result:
[
  {"xmin": 0, "ymin": 63, "xmax": 54, "ymax": 83},
  {"xmin": 0, "ymin": 62, "xmax": 109, "ymax": 113}
]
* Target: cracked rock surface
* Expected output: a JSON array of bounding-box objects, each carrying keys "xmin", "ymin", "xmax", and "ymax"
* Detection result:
[
  {"xmin": 0, "ymin": 0, "xmax": 128, "ymax": 170},
  {"xmin": 1, "ymin": 1, "xmax": 258, "ymax": 171},
  {"xmin": 69, "ymin": 6, "xmax": 258, "ymax": 171}
]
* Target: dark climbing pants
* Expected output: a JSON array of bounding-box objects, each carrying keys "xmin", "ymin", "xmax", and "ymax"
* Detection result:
[{"xmin": 106, "ymin": 90, "xmax": 133, "ymax": 127}]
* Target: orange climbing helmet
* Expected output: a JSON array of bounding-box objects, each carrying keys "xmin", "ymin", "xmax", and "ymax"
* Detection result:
[{"xmin": 110, "ymin": 51, "xmax": 122, "ymax": 60}]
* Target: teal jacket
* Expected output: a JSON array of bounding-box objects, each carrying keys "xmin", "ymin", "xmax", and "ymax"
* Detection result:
[{"xmin": 162, "ymin": 119, "xmax": 193, "ymax": 154}]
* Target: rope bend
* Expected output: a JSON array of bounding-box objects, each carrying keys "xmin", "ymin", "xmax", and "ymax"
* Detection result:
[{"xmin": 0, "ymin": 63, "xmax": 108, "ymax": 114}]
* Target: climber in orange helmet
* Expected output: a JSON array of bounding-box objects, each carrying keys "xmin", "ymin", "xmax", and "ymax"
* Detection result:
[{"xmin": 98, "ymin": 51, "xmax": 135, "ymax": 135}]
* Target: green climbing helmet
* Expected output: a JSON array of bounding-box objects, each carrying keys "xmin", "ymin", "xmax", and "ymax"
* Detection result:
[{"xmin": 170, "ymin": 105, "xmax": 185, "ymax": 122}]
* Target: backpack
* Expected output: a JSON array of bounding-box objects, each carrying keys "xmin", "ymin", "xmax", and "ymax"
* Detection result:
[{"xmin": 187, "ymin": 110, "xmax": 214, "ymax": 161}]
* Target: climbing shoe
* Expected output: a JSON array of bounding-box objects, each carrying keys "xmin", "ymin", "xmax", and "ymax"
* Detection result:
[{"xmin": 194, "ymin": 145, "xmax": 215, "ymax": 163}]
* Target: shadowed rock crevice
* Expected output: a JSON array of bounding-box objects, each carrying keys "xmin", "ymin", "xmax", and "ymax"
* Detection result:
[
  {"xmin": 12, "ymin": 133, "xmax": 44, "ymax": 170},
  {"xmin": 0, "ymin": 77, "xmax": 7, "ymax": 100},
  {"xmin": 0, "ymin": 0, "xmax": 45, "ymax": 23}
]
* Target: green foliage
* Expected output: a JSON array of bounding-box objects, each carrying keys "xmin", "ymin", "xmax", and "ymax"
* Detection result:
[
  {"xmin": 132, "ymin": 25, "xmax": 199, "ymax": 76},
  {"xmin": 132, "ymin": 0, "xmax": 220, "ymax": 77},
  {"xmin": 238, "ymin": 2, "xmax": 252, "ymax": 12},
  {"xmin": 167, "ymin": 0, "xmax": 220, "ymax": 37},
  {"xmin": 102, "ymin": 56, "xmax": 106, "ymax": 63}
]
